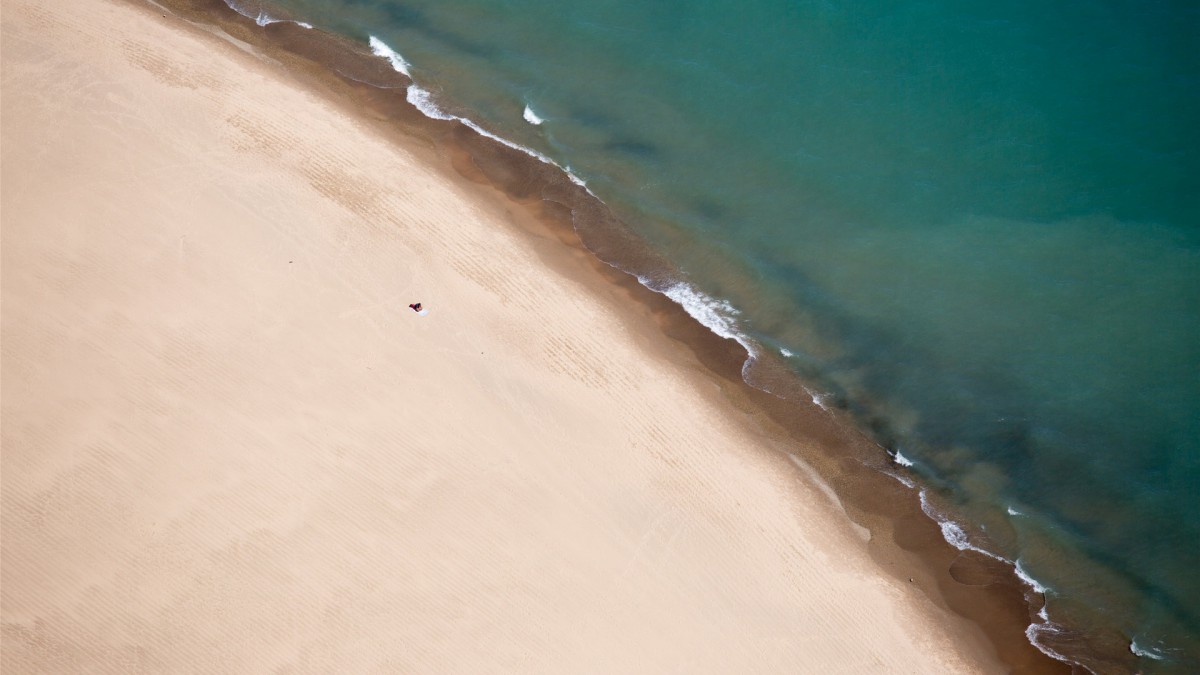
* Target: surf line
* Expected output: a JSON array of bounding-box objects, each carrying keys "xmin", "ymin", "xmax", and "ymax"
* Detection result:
[{"xmin": 368, "ymin": 37, "xmax": 587, "ymax": 192}]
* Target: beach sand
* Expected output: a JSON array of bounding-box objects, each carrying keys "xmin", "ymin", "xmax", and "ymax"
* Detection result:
[{"xmin": 3, "ymin": 0, "xmax": 1000, "ymax": 671}]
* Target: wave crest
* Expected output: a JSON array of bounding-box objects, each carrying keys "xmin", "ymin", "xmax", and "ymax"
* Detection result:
[
  {"xmin": 523, "ymin": 104, "xmax": 544, "ymax": 125},
  {"xmin": 918, "ymin": 490, "xmax": 1007, "ymax": 562},
  {"xmin": 369, "ymin": 35, "xmax": 412, "ymax": 77},
  {"xmin": 1130, "ymin": 640, "xmax": 1169, "ymax": 661}
]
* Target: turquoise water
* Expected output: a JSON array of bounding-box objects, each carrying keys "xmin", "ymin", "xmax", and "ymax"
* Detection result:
[{"xmin": 236, "ymin": 0, "xmax": 1198, "ymax": 668}]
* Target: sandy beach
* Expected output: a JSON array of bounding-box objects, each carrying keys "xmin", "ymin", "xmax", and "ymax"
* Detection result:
[{"xmin": 2, "ymin": 0, "xmax": 1004, "ymax": 671}]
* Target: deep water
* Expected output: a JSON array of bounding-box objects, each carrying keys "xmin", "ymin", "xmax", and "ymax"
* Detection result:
[{"xmin": 234, "ymin": 0, "xmax": 1199, "ymax": 669}]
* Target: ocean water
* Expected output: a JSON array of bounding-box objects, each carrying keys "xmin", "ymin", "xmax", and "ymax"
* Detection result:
[{"xmin": 230, "ymin": 0, "xmax": 1198, "ymax": 669}]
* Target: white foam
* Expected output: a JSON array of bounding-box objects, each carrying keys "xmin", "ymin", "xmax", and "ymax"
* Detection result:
[
  {"xmin": 771, "ymin": 348, "xmax": 828, "ymax": 409},
  {"xmin": 631, "ymin": 279, "xmax": 757, "ymax": 377},
  {"xmin": 892, "ymin": 450, "xmax": 914, "ymax": 467},
  {"xmin": 369, "ymin": 35, "xmax": 412, "ymax": 77},
  {"xmin": 940, "ymin": 520, "xmax": 973, "ymax": 550},
  {"xmin": 224, "ymin": 0, "xmax": 311, "ymax": 28},
  {"xmin": 917, "ymin": 490, "xmax": 1007, "ymax": 562},
  {"xmin": 405, "ymin": 85, "xmax": 451, "ymax": 119},
  {"xmin": 1130, "ymin": 639, "xmax": 1168, "ymax": 661},
  {"xmin": 565, "ymin": 167, "xmax": 587, "ymax": 187},
  {"xmin": 523, "ymin": 104, "xmax": 544, "ymax": 125},
  {"xmin": 1025, "ymin": 622, "xmax": 1074, "ymax": 665},
  {"xmin": 660, "ymin": 281, "xmax": 753, "ymax": 352},
  {"xmin": 367, "ymin": 36, "xmax": 595, "ymax": 194},
  {"xmin": 809, "ymin": 391, "xmax": 829, "ymax": 409},
  {"xmin": 884, "ymin": 471, "xmax": 916, "ymax": 488},
  {"xmin": 1014, "ymin": 559, "xmax": 1049, "ymax": 594},
  {"xmin": 406, "ymin": 85, "xmax": 575, "ymax": 176},
  {"xmin": 1007, "ymin": 505, "xmax": 1023, "ymax": 516}
]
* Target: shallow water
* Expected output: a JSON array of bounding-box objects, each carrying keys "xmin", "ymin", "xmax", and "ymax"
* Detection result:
[{"xmin": 234, "ymin": 0, "xmax": 1199, "ymax": 668}]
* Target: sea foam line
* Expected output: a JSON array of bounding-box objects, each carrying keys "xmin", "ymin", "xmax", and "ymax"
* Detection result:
[
  {"xmin": 648, "ymin": 279, "xmax": 761, "ymax": 376},
  {"xmin": 1023, "ymin": 610, "xmax": 1094, "ymax": 673},
  {"xmin": 369, "ymin": 36, "xmax": 411, "ymax": 77},
  {"xmin": 917, "ymin": 490, "xmax": 1008, "ymax": 563},
  {"xmin": 883, "ymin": 470, "xmax": 916, "ymax": 488},
  {"xmin": 1025, "ymin": 622, "xmax": 1076, "ymax": 667},
  {"xmin": 224, "ymin": 0, "xmax": 312, "ymax": 28},
  {"xmin": 368, "ymin": 37, "xmax": 589, "ymax": 191},
  {"xmin": 917, "ymin": 491, "xmax": 1085, "ymax": 670},
  {"xmin": 876, "ymin": 459, "xmax": 1081, "ymax": 671},
  {"xmin": 1014, "ymin": 559, "xmax": 1050, "ymax": 594},
  {"xmin": 778, "ymin": 346, "xmax": 830, "ymax": 410}
]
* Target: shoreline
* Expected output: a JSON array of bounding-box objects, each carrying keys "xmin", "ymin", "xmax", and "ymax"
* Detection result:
[
  {"xmin": 3, "ymin": 0, "xmax": 1076, "ymax": 671},
  {"xmin": 163, "ymin": 1, "xmax": 1092, "ymax": 669},
  {"xmin": 193, "ymin": 7, "xmax": 1072, "ymax": 671}
]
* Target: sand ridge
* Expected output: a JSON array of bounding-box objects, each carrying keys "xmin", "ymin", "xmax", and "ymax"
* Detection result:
[{"xmin": 2, "ymin": 0, "xmax": 994, "ymax": 671}]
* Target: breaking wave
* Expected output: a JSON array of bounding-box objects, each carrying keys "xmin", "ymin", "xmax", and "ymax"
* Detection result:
[{"xmin": 523, "ymin": 104, "xmax": 544, "ymax": 125}]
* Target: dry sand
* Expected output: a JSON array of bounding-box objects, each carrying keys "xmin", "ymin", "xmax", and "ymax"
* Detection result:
[{"xmin": 2, "ymin": 0, "xmax": 997, "ymax": 671}]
